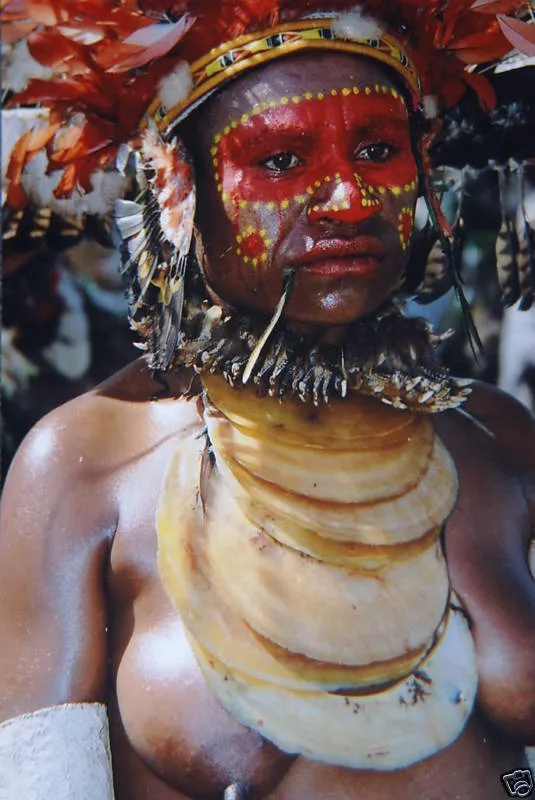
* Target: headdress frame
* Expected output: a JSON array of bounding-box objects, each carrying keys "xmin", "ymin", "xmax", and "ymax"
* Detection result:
[{"xmin": 145, "ymin": 17, "xmax": 422, "ymax": 137}]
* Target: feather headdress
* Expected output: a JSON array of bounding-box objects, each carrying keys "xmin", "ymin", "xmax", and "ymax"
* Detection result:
[{"xmin": 4, "ymin": 0, "xmax": 531, "ymax": 210}]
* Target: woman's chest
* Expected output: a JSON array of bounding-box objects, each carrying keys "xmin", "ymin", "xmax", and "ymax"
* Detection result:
[
  {"xmin": 109, "ymin": 454, "xmax": 294, "ymax": 799},
  {"xmin": 111, "ymin": 577, "xmax": 295, "ymax": 798},
  {"xmin": 109, "ymin": 586, "xmax": 525, "ymax": 800},
  {"xmin": 106, "ymin": 405, "xmax": 531, "ymax": 799},
  {"xmin": 108, "ymin": 463, "xmax": 457, "ymax": 800}
]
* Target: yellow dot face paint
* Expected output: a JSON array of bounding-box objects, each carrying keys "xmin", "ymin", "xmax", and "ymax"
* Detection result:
[
  {"xmin": 208, "ymin": 83, "xmax": 417, "ymax": 271},
  {"xmin": 398, "ymin": 207, "xmax": 415, "ymax": 251},
  {"xmin": 193, "ymin": 51, "xmax": 426, "ymax": 331},
  {"xmin": 235, "ymin": 227, "xmax": 272, "ymax": 268}
]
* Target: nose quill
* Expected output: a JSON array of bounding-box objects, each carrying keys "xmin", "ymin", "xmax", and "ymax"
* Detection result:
[{"xmin": 242, "ymin": 268, "xmax": 297, "ymax": 385}]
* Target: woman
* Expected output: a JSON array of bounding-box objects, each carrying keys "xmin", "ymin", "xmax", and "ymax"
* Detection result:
[{"xmin": 1, "ymin": 2, "xmax": 535, "ymax": 798}]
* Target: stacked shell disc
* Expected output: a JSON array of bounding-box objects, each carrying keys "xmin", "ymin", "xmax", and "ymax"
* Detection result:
[{"xmin": 157, "ymin": 374, "xmax": 478, "ymax": 770}]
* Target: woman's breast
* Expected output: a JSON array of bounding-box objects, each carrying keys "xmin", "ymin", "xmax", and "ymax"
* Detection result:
[
  {"xmin": 109, "ymin": 549, "xmax": 527, "ymax": 800},
  {"xmin": 113, "ymin": 589, "xmax": 295, "ymax": 800},
  {"xmin": 266, "ymin": 716, "xmax": 529, "ymax": 800}
]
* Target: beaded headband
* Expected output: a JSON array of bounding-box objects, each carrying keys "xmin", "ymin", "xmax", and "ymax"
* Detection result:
[{"xmin": 147, "ymin": 18, "xmax": 421, "ymax": 135}]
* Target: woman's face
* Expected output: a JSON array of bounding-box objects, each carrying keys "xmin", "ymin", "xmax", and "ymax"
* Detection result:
[{"xmin": 189, "ymin": 53, "xmax": 418, "ymax": 325}]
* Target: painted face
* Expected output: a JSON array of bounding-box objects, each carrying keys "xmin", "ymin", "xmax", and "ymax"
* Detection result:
[{"xmin": 189, "ymin": 54, "xmax": 418, "ymax": 325}]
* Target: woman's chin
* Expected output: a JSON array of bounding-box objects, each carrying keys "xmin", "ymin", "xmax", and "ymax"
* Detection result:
[
  {"xmin": 213, "ymin": 284, "xmax": 393, "ymax": 328},
  {"xmin": 283, "ymin": 297, "xmax": 390, "ymax": 328}
]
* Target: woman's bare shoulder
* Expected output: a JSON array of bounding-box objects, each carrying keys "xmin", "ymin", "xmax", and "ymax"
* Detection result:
[
  {"xmin": 462, "ymin": 379, "xmax": 535, "ymax": 437},
  {"xmin": 0, "ymin": 363, "xmax": 193, "ymax": 720},
  {"xmin": 93, "ymin": 356, "xmax": 199, "ymax": 403},
  {"xmin": 7, "ymin": 359, "xmax": 202, "ymax": 481},
  {"xmin": 457, "ymin": 379, "xmax": 535, "ymax": 486}
]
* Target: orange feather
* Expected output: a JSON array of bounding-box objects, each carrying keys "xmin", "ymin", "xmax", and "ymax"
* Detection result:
[
  {"xmin": 5, "ymin": 122, "xmax": 59, "ymax": 209},
  {"xmin": 4, "ymin": 0, "xmax": 528, "ymax": 202},
  {"xmin": 51, "ymin": 119, "xmax": 114, "ymax": 163}
]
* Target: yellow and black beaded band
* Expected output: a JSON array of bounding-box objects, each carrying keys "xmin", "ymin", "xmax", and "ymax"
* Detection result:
[{"xmin": 146, "ymin": 18, "xmax": 422, "ymax": 135}]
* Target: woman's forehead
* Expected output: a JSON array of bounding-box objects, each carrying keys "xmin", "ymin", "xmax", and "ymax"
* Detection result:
[{"xmin": 197, "ymin": 53, "xmax": 399, "ymax": 132}]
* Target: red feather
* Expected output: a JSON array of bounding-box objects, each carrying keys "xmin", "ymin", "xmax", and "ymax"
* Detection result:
[
  {"xmin": 1, "ymin": 0, "xmax": 26, "ymax": 13},
  {"xmin": 6, "ymin": 180, "xmax": 29, "ymax": 210},
  {"xmin": 25, "ymin": 0, "xmax": 71, "ymax": 25},
  {"xmin": 464, "ymin": 71, "xmax": 497, "ymax": 111},
  {"xmin": 28, "ymin": 28, "xmax": 90, "ymax": 72},
  {"xmin": 471, "ymin": 0, "xmax": 520, "ymax": 13},
  {"xmin": 6, "ymin": 123, "xmax": 59, "ymax": 184},
  {"xmin": 95, "ymin": 17, "xmax": 194, "ymax": 72},
  {"xmin": 51, "ymin": 119, "xmax": 114, "ymax": 163},
  {"xmin": 449, "ymin": 29, "xmax": 511, "ymax": 62},
  {"xmin": 5, "ymin": 0, "xmax": 529, "ymax": 200},
  {"xmin": 5, "ymin": 122, "xmax": 60, "ymax": 209},
  {"xmin": 498, "ymin": 15, "xmax": 535, "ymax": 56},
  {"xmin": 53, "ymin": 162, "xmax": 77, "ymax": 197},
  {"xmin": 2, "ymin": 20, "xmax": 37, "ymax": 44},
  {"xmin": 66, "ymin": 146, "xmax": 117, "ymax": 194},
  {"xmin": 12, "ymin": 76, "xmax": 114, "ymax": 113}
]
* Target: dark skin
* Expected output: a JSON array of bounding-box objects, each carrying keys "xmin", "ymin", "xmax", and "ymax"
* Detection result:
[
  {"xmin": 189, "ymin": 55, "xmax": 418, "ymax": 325},
  {"xmin": 1, "ymin": 54, "xmax": 535, "ymax": 800}
]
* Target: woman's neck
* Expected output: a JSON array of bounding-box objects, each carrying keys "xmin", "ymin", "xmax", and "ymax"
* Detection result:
[{"xmin": 171, "ymin": 267, "xmax": 471, "ymax": 411}]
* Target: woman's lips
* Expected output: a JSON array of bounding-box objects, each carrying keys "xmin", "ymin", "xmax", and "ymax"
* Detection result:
[
  {"xmin": 300, "ymin": 256, "xmax": 382, "ymax": 277},
  {"xmin": 289, "ymin": 237, "xmax": 388, "ymax": 277}
]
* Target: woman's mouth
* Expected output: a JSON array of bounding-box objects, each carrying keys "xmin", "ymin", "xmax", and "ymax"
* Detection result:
[
  {"xmin": 289, "ymin": 237, "xmax": 388, "ymax": 277},
  {"xmin": 301, "ymin": 256, "xmax": 383, "ymax": 277}
]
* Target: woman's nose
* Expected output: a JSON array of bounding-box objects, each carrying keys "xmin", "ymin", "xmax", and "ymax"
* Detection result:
[{"xmin": 306, "ymin": 170, "xmax": 383, "ymax": 225}]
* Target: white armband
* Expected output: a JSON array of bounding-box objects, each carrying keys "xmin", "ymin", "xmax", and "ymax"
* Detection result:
[{"xmin": 0, "ymin": 702, "xmax": 114, "ymax": 799}]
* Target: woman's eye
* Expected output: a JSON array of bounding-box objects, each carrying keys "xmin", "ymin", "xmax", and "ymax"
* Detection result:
[
  {"xmin": 356, "ymin": 142, "xmax": 395, "ymax": 163},
  {"xmin": 261, "ymin": 152, "xmax": 301, "ymax": 173}
]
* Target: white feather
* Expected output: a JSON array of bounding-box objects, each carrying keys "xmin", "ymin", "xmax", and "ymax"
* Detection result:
[
  {"xmin": 115, "ymin": 198, "xmax": 143, "ymax": 219},
  {"xmin": 158, "ymin": 61, "xmax": 193, "ymax": 111},
  {"xmin": 2, "ymin": 109, "xmax": 49, "ymax": 203},
  {"xmin": 115, "ymin": 143, "xmax": 133, "ymax": 175},
  {"xmin": 115, "ymin": 198, "xmax": 144, "ymax": 240},
  {"xmin": 333, "ymin": 7, "xmax": 385, "ymax": 42},
  {"xmin": 423, "ymin": 94, "xmax": 439, "ymax": 119},
  {"xmin": 17, "ymin": 151, "xmax": 59, "ymax": 206},
  {"xmin": 126, "ymin": 230, "xmax": 147, "ymax": 260},
  {"xmin": 115, "ymin": 206, "xmax": 144, "ymax": 239},
  {"xmin": 19, "ymin": 153, "xmax": 127, "ymax": 217},
  {"xmin": 2, "ymin": 39, "xmax": 53, "ymax": 93}
]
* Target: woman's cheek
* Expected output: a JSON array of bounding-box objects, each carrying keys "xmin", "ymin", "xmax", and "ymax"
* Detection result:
[
  {"xmin": 382, "ymin": 186, "xmax": 417, "ymax": 256},
  {"xmin": 398, "ymin": 204, "xmax": 415, "ymax": 252},
  {"xmin": 219, "ymin": 178, "xmax": 288, "ymax": 283}
]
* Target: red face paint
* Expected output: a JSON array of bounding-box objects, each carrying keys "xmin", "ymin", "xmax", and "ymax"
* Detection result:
[
  {"xmin": 398, "ymin": 207, "xmax": 415, "ymax": 251},
  {"xmin": 215, "ymin": 89, "xmax": 415, "ymax": 204},
  {"xmin": 236, "ymin": 226, "xmax": 271, "ymax": 267},
  {"xmin": 194, "ymin": 56, "xmax": 420, "ymax": 325}
]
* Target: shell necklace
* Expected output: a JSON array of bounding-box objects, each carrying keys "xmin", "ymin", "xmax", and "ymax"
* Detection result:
[{"xmin": 157, "ymin": 374, "xmax": 478, "ymax": 770}]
